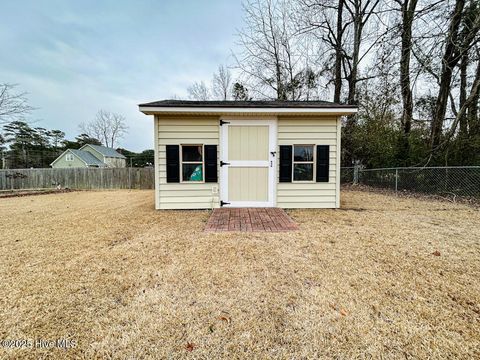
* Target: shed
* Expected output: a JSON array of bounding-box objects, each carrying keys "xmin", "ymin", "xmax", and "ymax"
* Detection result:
[{"xmin": 139, "ymin": 100, "xmax": 357, "ymax": 209}]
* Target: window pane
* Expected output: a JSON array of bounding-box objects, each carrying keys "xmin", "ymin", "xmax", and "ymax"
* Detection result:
[
  {"xmin": 293, "ymin": 164, "xmax": 313, "ymax": 181},
  {"xmin": 182, "ymin": 145, "xmax": 202, "ymax": 161},
  {"xmin": 182, "ymin": 164, "xmax": 203, "ymax": 181},
  {"xmin": 294, "ymin": 145, "xmax": 314, "ymax": 161}
]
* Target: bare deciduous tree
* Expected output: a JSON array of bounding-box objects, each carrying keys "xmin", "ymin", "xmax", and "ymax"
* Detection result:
[
  {"xmin": 297, "ymin": 0, "xmax": 382, "ymax": 105},
  {"xmin": 343, "ymin": 0, "xmax": 381, "ymax": 106},
  {"xmin": 235, "ymin": 0, "xmax": 315, "ymax": 100},
  {"xmin": 445, "ymin": 55, "xmax": 480, "ymax": 142},
  {"xmin": 430, "ymin": 0, "xmax": 480, "ymax": 149},
  {"xmin": 181, "ymin": 0, "xmax": 480, "ymax": 165},
  {"xmin": 79, "ymin": 110, "xmax": 128, "ymax": 148},
  {"xmin": 212, "ymin": 65, "xmax": 232, "ymax": 100},
  {"xmin": 0, "ymin": 84, "xmax": 34, "ymax": 124},
  {"xmin": 187, "ymin": 81, "xmax": 211, "ymax": 100}
]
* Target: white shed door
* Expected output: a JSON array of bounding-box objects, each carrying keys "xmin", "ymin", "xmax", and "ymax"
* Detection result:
[{"xmin": 220, "ymin": 119, "xmax": 277, "ymax": 207}]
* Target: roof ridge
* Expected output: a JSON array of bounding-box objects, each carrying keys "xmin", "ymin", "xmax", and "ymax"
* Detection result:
[
  {"xmin": 81, "ymin": 144, "xmax": 126, "ymax": 158},
  {"xmin": 68, "ymin": 149, "xmax": 107, "ymax": 166}
]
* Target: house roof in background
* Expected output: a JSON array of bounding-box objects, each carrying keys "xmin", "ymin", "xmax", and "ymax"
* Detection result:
[
  {"xmin": 139, "ymin": 100, "xmax": 357, "ymax": 109},
  {"xmin": 81, "ymin": 144, "xmax": 126, "ymax": 159},
  {"xmin": 69, "ymin": 149, "xmax": 107, "ymax": 166}
]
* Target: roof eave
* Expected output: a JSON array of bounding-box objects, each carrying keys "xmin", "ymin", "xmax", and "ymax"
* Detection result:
[{"xmin": 138, "ymin": 106, "xmax": 358, "ymax": 116}]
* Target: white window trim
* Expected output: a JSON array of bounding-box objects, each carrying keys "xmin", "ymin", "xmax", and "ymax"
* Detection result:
[
  {"xmin": 180, "ymin": 144, "xmax": 205, "ymax": 183},
  {"xmin": 66, "ymin": 153, "xmax": 74, "ymax": 162},
  {"xmin": 292, "ymin": 144, "xmax": 316, "ymax": 183}
]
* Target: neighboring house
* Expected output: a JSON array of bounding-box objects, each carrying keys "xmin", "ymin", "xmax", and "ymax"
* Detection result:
[
  {"xmin": 79, "ymin": 144, "xmax": 127, "ymax": 168},
  {"xmin": 138, "ymin": 100, "xmax": 358, "ymax": 210},
  {"xmin": 50, "ymin": 144, "xmax": 126, "ymax": 168}
]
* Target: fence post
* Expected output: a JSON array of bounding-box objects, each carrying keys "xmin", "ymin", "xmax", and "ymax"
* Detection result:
[
  {"xmin": 129, "ymin": 167, "xmax": 132, "ymax": 189},
  {"xmin": 395, "ymin": 169, "xmax": 399, "ymax": 193},
  {"xmin": 353, "ymin": 164, "xmax": 359, "ymax": 185}
]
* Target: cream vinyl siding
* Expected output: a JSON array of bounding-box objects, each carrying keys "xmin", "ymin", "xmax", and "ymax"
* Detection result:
[
  {"xmin": 277, "ymin": 116, "xmax": 340, "ymax": 208},
  {"xmin": 156, "ymin": 115, "xmax": 219, "ymax": 209}
]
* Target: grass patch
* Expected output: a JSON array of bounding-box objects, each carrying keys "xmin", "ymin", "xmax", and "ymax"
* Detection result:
[{"xmin": 0, "ymin": 190, "xmax": 479, "ymax": 358}]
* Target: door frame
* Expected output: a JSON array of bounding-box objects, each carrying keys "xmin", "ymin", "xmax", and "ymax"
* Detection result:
[{"xmin": 219, "ymin": 117, "xmax": 277, "ymax": 207}]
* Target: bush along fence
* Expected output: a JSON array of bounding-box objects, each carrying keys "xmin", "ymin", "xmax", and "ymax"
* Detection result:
[
  {"xmin": 341, "ymin": 166, "xmax": 480, "ymax": 199},
  {"xmin": 0, "ymin": 168, "xmax": 155, "ymax": 191}
]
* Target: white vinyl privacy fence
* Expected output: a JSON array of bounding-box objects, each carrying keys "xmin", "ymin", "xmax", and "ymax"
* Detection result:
[
  {"xmin": 341, "ymin": 166, "xmax": 480, "ymax": 198},
  {"xmin": 0, "ymin": 168, "xmax": 155, "ymax": 190}
]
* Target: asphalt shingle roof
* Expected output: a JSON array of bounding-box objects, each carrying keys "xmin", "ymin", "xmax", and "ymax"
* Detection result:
[
  {"xmin": 139, "ymin": 100, "xmax": 357, "ymax": 109},
  {"xmin": 83, "ymin": 144, "xmax": 126, "ymax": 159},
  {"xmin": 69, "ymin": 149, "xmax": 107, "ymax": 166}
]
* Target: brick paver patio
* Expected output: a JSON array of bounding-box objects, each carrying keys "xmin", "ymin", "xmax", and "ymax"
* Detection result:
[{"xmin": 205, "ymin": 208, "xmax": 299, "ymax": 232}]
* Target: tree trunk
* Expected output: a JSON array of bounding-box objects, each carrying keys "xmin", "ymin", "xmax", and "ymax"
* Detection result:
[
  {"xmin": 468, "ymin": 94, "xmax": 479, "ymax": 135},
  {"xmin": 431, "ymin": 0, "xmax": 465, "ymax": 149},
  {"xmin": 276, "ymin": 61, "xmax": 284, "ymax": 100},
  {"xmin": 334, "ymin": 0, "xmax": 344, "ymax": 103},
  {"xmin": 397, "ymin": 0, "xmax": 418, "ymax": 165},
  {"xmin": 343, "ymin": 0, "xmax": 369, "ymax": 166},
  {"xmin": 347, "ymin": 1, "xmax": 362, "ymax": 107},
  {"xmin": 345, "ymin": 0, "xmax": 362, "ymax": 138},
  {"xmin": 468, "ymin": 59, "xmax": 480, "ymax": 135},
  {"xmin": 443, "ymin": 57, "xmax": 480, "ymax": 141},
  {"xmin": 459, "ymin": 51, "xmax": 469, "ymax": 136},
  {"xmin": 399, "ymin": 0, "xmax": 417, "ymax": 136}
]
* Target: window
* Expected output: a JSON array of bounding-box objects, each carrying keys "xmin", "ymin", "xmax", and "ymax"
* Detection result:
[
  {"xmin": 66, "ymin": 153, "xmax": 74, "ymax": 162},
  {"xmin": 293, "ymin": 145, "xmax": 314, "ymax": 181},
  {"xmin": 181, "ymin": 145, "xmax": 204, "ymax": 182}
]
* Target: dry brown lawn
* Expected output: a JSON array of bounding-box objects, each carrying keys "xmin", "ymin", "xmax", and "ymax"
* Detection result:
[{"xmin": 0, "ymin": 190, "xmax": 479, "ymax": 359}]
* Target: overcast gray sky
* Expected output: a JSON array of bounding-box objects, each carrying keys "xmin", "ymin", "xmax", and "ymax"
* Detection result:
[{"xmin": 0, "ymin": 0, "xmax": 242, "ymax": 151}]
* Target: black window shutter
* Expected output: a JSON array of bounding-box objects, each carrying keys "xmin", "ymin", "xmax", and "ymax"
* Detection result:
[
  {"xmin": 204, "ymin": 145, "xmax": 218, "ymax": 182},
  {"xmin": 166, "ymin": 145, "xmax": 180, "ymax": 183},
  {"xmin": 279, "ymin": 145, "xmax": 293, "ymax": 182},
  {"xmin": 316, "ymin": 145, "xmax": 330, "ymax": 182}
]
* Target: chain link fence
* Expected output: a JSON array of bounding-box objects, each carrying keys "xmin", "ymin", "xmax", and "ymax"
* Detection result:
[{"xmin": 341, "ymin": 166, "xmax": 480, "ymax": 199}]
